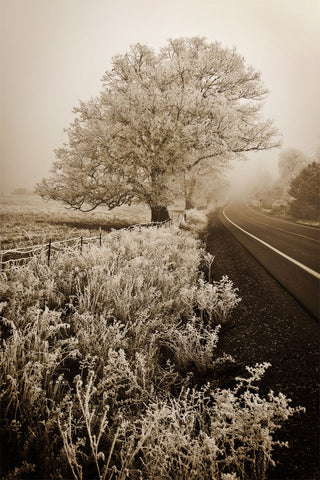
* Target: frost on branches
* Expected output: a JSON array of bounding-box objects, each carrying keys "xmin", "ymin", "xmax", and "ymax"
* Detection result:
[{"xmin": 36, "ymin": 37, "xmax": 279, "ymax": 221}]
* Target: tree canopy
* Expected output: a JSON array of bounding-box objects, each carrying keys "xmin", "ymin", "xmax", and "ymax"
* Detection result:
[
  {"xmin": 36, "ymin": 37, "xmax": 279, "ymax": 220},
  {"xmin": 288, "ymin": 161, "xmax": 320, "ymax": 220}
]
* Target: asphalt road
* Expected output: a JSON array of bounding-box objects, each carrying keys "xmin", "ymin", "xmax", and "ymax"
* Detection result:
[{"xmin": 219, "ymin": 203, "xmax": 320, "ymax": 319}]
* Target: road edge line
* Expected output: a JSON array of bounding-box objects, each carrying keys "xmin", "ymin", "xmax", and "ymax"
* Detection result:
[
  {"xmin": 246, "ymin": 204, "xmax": 320, "ymax": 231},
  {"xmin": 223, "ymin": 207, "xmax": 320, "ymax": 280}
]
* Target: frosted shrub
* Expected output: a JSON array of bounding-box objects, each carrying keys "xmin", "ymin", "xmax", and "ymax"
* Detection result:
[
  {"xmin": 2, "ymin": 227, "xmax": 239, "ymax": 330},
  {"xmin": 73, "ymin": 313, "xmax": 128, "ymax": 364},
  {"xmin": 202, "ymin": 251, "xmax": 215, "ymax": 282},
  {"xmin": 1, "ymin": 226, "xmax": 204, "ymax": 323},
  {"xmin": 56, "ymin": 362, "xmax": 302, "ymax": 480},
  {"xmin": 182, "ymin": 208, "xmax": 208, "ymax": 233},
  {"xmin": 124, "ymin": 364, "xmax": 303, "ymax": 480},
  {"xmin": 0, "ymin": 307, "xmax": 79, "ymax": 417},
  {"xmin": 0, "ymin": 261, "xmax": 64, "ymax": 320},
  {"xmin": 57, "ymin": 370, "xmax": 117, "ymax": 480},
  {"xmin": 56, "ymin": 350, "xmax": 163, "ymax": 480},
  {"xmin": 158, "ymin": 320, "xmax": 234, "ymax": 374},
  {"xmin": 0, "ymin": 306, "xmax": 80, "ymax": 479},
  {"xmin": 194, "ymin": 277, "xmax": 241, "ymax": 324}
]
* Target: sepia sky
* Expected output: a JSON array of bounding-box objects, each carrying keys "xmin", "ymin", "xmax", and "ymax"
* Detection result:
[{"xmin": 1, "ymin": 0, "xmax": 320, "ymax": 195}]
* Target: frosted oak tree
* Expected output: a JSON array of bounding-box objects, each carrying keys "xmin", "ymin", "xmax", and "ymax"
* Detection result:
[{"xmin": 37, "ymin": 38, "xmax": 279, "ymax": 221}]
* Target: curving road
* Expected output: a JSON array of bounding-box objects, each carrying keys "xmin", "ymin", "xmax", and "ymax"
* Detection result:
[{"xmin": 219, "ymin": 203, "xmax": 320, "ymax": 319}]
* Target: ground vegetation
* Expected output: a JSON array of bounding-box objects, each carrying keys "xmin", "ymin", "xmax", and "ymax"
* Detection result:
[{"xmin": 0, "ymin": 214, "xmax": 301, "ymax": 480}]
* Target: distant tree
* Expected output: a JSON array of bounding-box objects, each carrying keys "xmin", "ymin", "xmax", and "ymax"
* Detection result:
[
  {"xmin": 36, "ymin": 37, "xmax": 279, "ymax": 221},
  {"xmin": 288, "ymin": 161, "xmax": 320, "ymax": 220},
  {"xmin": 255, "ymin": 148, "xmax": 311, "ymax": 208},
  {"xmin": 313, "ymin": 146, "xmax": 320, "ymax": 163},
  {"xmin": 278, "ymin": 148, "xmax": 309, "ymax": 185},
  {"xmin": 251, "ymin": 169, "xmax": 275, "ymax": 208}
]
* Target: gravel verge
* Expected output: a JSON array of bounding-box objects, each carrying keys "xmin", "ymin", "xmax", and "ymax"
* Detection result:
[{"xmin": 203, "ymin": 211, "xmax": 319, "ymax": 480}]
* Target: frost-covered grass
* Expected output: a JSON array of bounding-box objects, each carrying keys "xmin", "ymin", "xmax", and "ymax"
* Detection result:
[
  {"xmin": 0, "ymin": 194, "xmax": 150, "ymax": 249},
  {"xmin": 0, "ymin": 226, "xmax": 302, "ymax": 480}
]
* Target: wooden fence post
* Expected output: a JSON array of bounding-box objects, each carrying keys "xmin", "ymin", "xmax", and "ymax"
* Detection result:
[
  {"xmin": 0, "ymin": 236, "xmax": 2, "ymax": 272},
  {"xmin": 48, "ymin": 239, "xmax": 51, "ymax": 266}
]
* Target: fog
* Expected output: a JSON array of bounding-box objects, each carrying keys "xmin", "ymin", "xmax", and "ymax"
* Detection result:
[{"xmin": 1, "ymin": 0, "xmax": 319, "ymax": 196}]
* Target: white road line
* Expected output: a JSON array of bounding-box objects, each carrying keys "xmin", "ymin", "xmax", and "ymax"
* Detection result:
[
  {"xmin": 246, "ymin": 204, "xmax": 320, "ymax": 231},
  {"xmin": 239, "ymin": 208, "xmax": 320, "ymax": 244},
  {"xmin": 223, "ymin": 207, "xmax": 320, "ymax": 280}
]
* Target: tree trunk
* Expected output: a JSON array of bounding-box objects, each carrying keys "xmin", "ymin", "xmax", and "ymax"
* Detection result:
[
  {"xmin": 185, "ymin": 176, "xmax": 196, "ymax": 210},
  {"xmin": 185, "ymin": 196, "xmax": 195, "ymax": 210},
  {"xmin": 151, "ymin": 206, "xmax": 170, "ymax": 222}
]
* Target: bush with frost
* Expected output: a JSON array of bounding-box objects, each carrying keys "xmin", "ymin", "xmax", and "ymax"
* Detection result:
[
  {"xmin": 129, "ymin": 363, "xmax": 303, "ymax": 480},
  {"xmin": 1, "ymin": 227, "xmax": 239, "ymax": 329},
  {"xmin": 193, "ymin": 277, "xmax": 241, "ymax": 324},
  {"xmin": 55, "ymin": 363, "xmax": 303, "ymax": 480},
  {"xmin": 1, "ymin": 226, "xmax": 202, "ymax": 320},
  {"xmin": 182, "ymin": 208, "xmax": 208, "ymax": 233},
  {"xmin": 157, "ymin": 320, "xmax": 233, "ymax": 375}
]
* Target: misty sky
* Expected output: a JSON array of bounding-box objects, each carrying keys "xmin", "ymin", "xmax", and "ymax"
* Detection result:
[{"xmin": 1, "ymin": 0, "xmax": 320, "ymax": 195}]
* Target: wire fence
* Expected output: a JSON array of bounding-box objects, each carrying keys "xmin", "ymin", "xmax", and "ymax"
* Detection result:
[{"xmin": 0, "ymin": 216, "xmax": 182, "ymax": 269}]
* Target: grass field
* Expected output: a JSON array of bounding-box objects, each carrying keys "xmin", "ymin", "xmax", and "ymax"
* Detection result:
[{"xmin": 0, "ymin": 194, "xmax": 152, "ymax": 250}]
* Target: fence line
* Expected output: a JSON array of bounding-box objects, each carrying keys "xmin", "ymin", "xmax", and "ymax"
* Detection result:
[{"xmin": 0, "ymin": 217, "xmax": 178, "ymax": 269}]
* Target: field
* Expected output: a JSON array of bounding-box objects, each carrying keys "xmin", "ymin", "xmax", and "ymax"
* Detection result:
[
  {"xmin": 0, "ymin": 197, "xmax": 303, "ymax": 480},
  {"xmin": 0, "ymin": 194, "xmax": 153, "ymax": 250}
]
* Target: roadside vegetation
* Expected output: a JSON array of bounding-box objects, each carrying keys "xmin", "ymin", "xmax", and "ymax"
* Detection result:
[
  {"xmin": 0, "ymin": 211, "xmax": 302, "ymax": 480},
  {"xmin": 288, "ymin": 161, "xmax": 320, "ymax": 221},
  {"xmin": 252, "ymin": 147, "xmax": 319, "ymax": 223}
]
